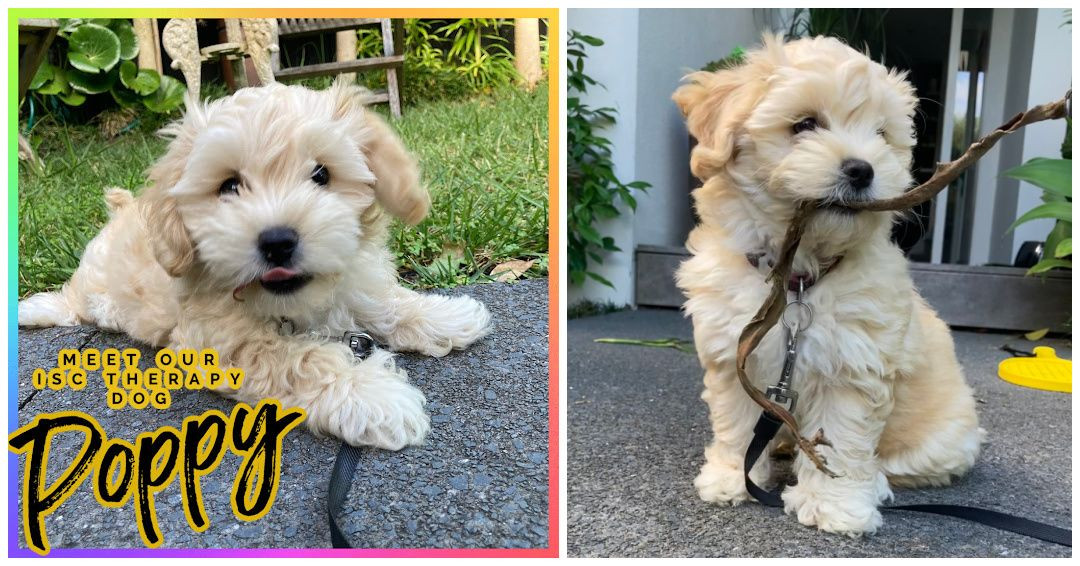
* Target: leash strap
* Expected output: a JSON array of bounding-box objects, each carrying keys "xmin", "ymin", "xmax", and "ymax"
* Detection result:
[
  {"xmin": 743, "ymin": 411, "xmax": 1072, "ymax": 547},
  {"xmin": 884, "ymin": 504, "xmax": 1071, "ymax": 546},
  {"xmin": 322, "ymin": 330, "xmax": 379, "ymax": 549},
  {"xmin": 328, "ymin": 442, "xmax": 365, "ymax": 548},
  {"xmin": 744, "ymin": 411, "xmax": 785, "ymax": 507}
]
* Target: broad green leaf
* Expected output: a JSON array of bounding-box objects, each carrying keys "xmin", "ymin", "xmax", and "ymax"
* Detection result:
[
  {"xmin": 29, "ymin": 63, "xmax": 54, "ymax": 90},
  {"xmin": 36, "ymin": 67, "xmax": 68, "ymax": 96},
  {"xmin": 58, "ymin": 18, "xmax": 84, "ymax": 35},
  {"xmin": 1044, "ymin": 220, "xmax": 1069, "ymax": 263},
  {"xmin": 36, "ymin": 79, "xmax": 65, "ymax": 96},
  {"xmin": 68, "ymin": 52, "xmax": 102, "ymax": 74},
  {"xmin": 1024, "ymin": 328, "xmax": 1049, "ymax": 341},
  {"xmin": 110, "ymin": 84, "xmax": 141, "ymax": 107},
  {"xmin": 56, "ymin": 90, "xmax": 86, "ymax": 106},
  {"xmin": 67, "ymin": 23, "xmax": 121, "ymax": 72},
  {"xmin": 1055, "ymin": 238, "xmax": 1072, "ymax": 258},
  {"xmin": 585, "ymin": 271, "xmax": 614, "ymax": 287},
  {"xmin": 109, "ymin": 19, "xmax": 139, "ymax": 60},
  {"xmin": 1007, "ymin": 202, "xmax": 1072, "ymax": 232},
  {"xmin": 68, "ymin": 67, "xmax": 117, "ymax": 94},
  {"xmin": 1002, "ymin": 158, "xmax": 1071, "ymax": 198},
  {"xmin": 1026, "ymin": 258, "xmax": 1071, "ymax": 275},
  {"xmin": 577, "ymin": 34, "xmax": 604, "ymax": 47},
  {"xmin": 142, "ymin": 74, "xmax": 186, "ymax": 113},
  {"xmin": 119, "ymin": 60, "xmax": 160, "ymax": 95}
]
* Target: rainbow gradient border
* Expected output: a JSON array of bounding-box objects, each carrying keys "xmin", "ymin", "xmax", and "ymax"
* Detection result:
[{"xmin": 8, "ymin": 7, "xmax": 559, "ymax": 558}]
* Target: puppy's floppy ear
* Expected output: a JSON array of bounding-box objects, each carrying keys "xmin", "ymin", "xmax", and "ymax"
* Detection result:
[
  {"xmin": 360, "ymin": 112, "xmax": 430, "ymax": 225},
  {"xmin": 142, "ymin": 97, "xmax": 203, "ymax": 277},
  {"xmin": 673, "ymin": 45, "xmax": 773, "ymax": 179},
  {"xmin": 330, "ymin": 81, "xmax": 430, "ymax": 225},
  {"xmin": 144, "ymin": 193, "xmax": 195, "ymax": 277}
]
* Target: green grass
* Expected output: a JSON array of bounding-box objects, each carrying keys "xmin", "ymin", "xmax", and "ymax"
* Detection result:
[{"xmin": 17, "ymin": 82, "xmax": 548, "ymax": 296}]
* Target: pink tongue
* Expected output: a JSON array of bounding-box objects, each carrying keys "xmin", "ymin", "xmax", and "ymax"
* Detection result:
[{"xmin": 261, "ymin": 267, "xmax": 300, "ymax": 282}]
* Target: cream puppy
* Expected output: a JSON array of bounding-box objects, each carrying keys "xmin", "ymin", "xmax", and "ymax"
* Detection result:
[
  {"xmin": 673, "ymin": 36, "xmax": 983, "ymax": 536},
  {"xmin": 19, "ymin": 82, "xmax": 492, "ymax": 451}
]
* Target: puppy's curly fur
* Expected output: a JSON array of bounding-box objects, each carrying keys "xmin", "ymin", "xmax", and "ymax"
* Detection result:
[
  {"xmin": 674, "ymin": 36, "xmax": 983, "ymax": 536},
  {"xmin": 19, "ymin": 81, "xmax": 492, "ymax": 450}
]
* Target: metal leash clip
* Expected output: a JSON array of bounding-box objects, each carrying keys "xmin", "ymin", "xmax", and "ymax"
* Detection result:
[
  {"xmin": 343, "ymin": 331, "xmax": 376, "ymax": 360},
  {"xmin": 767, "ymin": 277, "xmax": 812, "ymax": 412}
]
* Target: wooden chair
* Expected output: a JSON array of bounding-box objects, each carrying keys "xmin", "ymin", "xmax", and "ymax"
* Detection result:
[
  {"xmin": 17, "ymin": 18, "xmax": 59, "ymax": 102},
  {"xmin": 272, "ymin": 18, "xmax": 404, "ymax": 117},
  {"xmin": 18, "ymin": 18, "xmax": 59, "ymax": 169}
]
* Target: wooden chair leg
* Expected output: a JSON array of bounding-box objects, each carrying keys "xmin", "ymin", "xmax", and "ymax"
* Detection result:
[
  {"xmin": 381, "ymin": 18, "xmax": 402, "ymax": 118},
  {"xmin": 18, "ymin": 26, "xmax": 57, "ymax": 102}
]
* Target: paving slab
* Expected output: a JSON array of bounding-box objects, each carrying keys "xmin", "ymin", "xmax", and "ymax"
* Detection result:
[
  {"xmin": 567, "ymin": 308, "xmax": 1071, "ymax": 558},
  {"xmin": 14, "ymin": 279, "xmax": 550, "ymax": 551}
]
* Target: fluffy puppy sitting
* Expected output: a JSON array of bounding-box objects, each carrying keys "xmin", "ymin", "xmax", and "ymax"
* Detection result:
[
  {"xmin": 673, "ymin": 36, "xmax": 983, "ymax": 536},
  {"xmin": 19, "ymin": 82, "xmax": 492, "ymax": 450}
]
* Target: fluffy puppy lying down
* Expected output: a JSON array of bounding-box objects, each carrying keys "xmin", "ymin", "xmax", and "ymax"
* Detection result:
[
  {"xmin": 673, "ymin": 36, "xmax": 983, "ymax": 536},
  {"xmin": 19, "ymin": 82, "xmax": 492, "ymax": 450}
]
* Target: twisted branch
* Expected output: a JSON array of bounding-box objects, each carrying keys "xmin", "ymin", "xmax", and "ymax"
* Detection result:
[{"xmin": 736, "ymin": 92, "xmax": 1070, "ymax": 475}]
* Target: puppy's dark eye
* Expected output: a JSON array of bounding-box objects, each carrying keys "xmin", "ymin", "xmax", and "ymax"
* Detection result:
[
  {"xmin": 792, "ymin": 117, "xmax": 818, "ymax": 134},
  {"xmin": 219, "ymin": 177, "xmax": 240, "ymax": 196},
  {"xmin": 311, "ymin": 164, "xmax": 330, "ymax": 186},
  {"xmin": 876, "ymin": 127, "xmax": 887, "ymax": 137}
]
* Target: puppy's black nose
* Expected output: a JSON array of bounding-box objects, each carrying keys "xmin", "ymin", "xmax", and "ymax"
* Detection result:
[
  {"xmin": 841, "ymin": 158, "xmax": 874, "ymax": 190},
  {"xmin": 258, "ymin": 226, "xmax": 299, "ymax": 266}
]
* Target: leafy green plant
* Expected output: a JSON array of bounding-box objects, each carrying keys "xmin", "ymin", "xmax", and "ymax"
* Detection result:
[
  {"xmin": 567, "ymin": 31, "xmax": 649, "ymax": 287},
  {"xmin": 702, "ymin": 46, "xmax": 746, "ymax": 73},
  {"xmin": 1003, "ymin": 157, "xmax": 1071, "ymax": 275},
  {"xmin": 353, "ymin": 19, "xmax": 523, "ymax": 104},
  {"xmin": 27, "ymin": 18, "xmax": 185, "ymax": 114}
]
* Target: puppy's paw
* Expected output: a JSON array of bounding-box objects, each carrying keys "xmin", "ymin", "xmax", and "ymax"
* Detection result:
[
  {"xmin": 695, "ymin": 460, "xmax": 752, "ymax": 506},
  {"xmin": 781, "ymin": 476, "xmax": 888, "ymax": 537},
  {"xmin": 388, "ymin": 294, "xmax": 493, "ymax": 357},
  {"xmin": 332, "ymin": 352, "xmax": 431, "ymax": 450}
]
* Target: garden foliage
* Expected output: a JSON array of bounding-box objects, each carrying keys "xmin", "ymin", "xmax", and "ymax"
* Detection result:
[{"xmin": 27, "ymin": 19, "xmax": 185, "ymax": 114}]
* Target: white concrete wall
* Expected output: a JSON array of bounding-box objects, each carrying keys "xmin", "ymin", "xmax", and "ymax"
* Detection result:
[
  {"xmin": 631, "ymin": 9, "xmax": 763, "ymax": 248},
  {"xmin": 567, "ymin": 9, "xmax": 641, "ymax": 307},
  {"xmin": 1011, "ymin": 8, "xmax": 1072, "ymax": 259}
]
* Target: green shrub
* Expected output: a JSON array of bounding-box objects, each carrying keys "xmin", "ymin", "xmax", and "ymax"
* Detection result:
[
  {"xmin": 356, "ymin": 18, "xmax": 529, "ymax": 104},
  {"xmin": 26, "ymin": 18, "xmax": 185, "ymax": 115},
  {"xmin": 566, "ymin": 31, "xmax": 649, "ymax": 287}
]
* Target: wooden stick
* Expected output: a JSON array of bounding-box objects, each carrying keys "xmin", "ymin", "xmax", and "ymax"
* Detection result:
[{"xmin": 736, "ymin": 92, "xmax": 1070, "ymax": 475}]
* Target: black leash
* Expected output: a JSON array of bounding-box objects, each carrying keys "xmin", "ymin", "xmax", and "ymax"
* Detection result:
[
  {"xmin": 329, "ymin": 442, "xmax": 365, "ymax": 548},
  {"xmin": 318, "ymin": 330, "xmax": 378, "ymax": 549},
  {"xmin": 744, "ymin": 411, "xmax": 1072, "ymax": 547}
]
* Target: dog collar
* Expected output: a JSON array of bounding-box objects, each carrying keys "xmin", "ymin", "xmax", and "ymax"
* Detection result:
[
  {"xmin": 746, "ymin": 253, "xmax": 843, "ymax": 292},
  {"xmin": 276, "ymin": 318, "xmax": 378, "ymax": 360}
]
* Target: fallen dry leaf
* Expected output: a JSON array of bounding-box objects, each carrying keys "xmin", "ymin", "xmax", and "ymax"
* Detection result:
[
  {"xmin": 1024, "ymin": 328, "xmax": 1050, "ymax": 341},
  {"xmin": 492, "ymin": 259, "xmax": 534, "ymax": 282}
]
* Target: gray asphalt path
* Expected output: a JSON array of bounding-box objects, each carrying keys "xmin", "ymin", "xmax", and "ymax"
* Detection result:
[
  {"xmin": 568, "ymin": 308, "xmax": 1071, "ymax": 558},
  {"xmin": 15, "ymin": 279, "xmax": 550, "ymax": 551}
]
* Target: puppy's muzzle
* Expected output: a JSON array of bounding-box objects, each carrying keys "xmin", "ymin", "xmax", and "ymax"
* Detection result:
[{"xmin": 256, "ymin": 226, "xmax": 312, "ymax": 295}]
